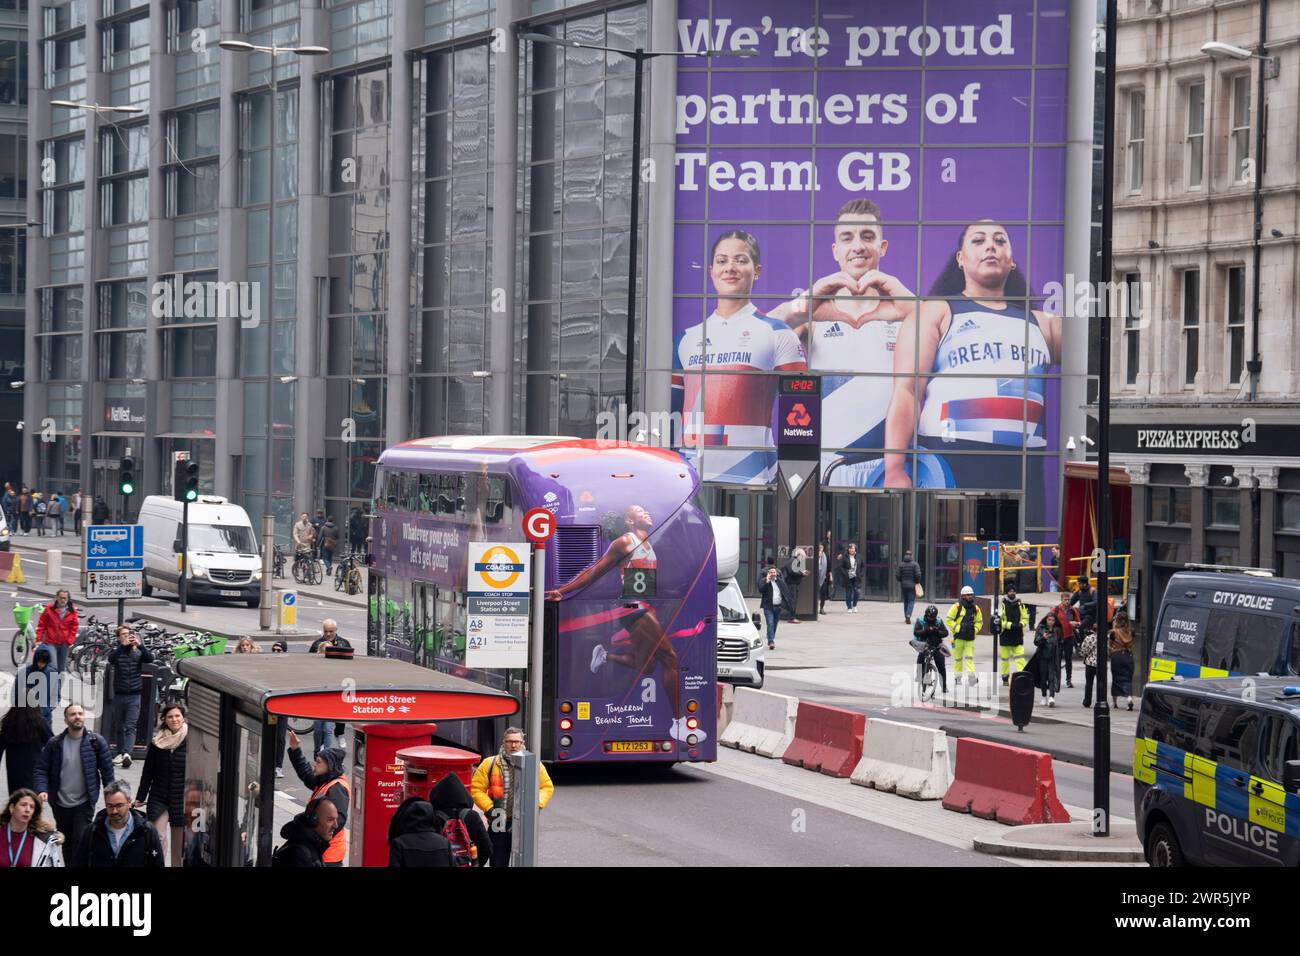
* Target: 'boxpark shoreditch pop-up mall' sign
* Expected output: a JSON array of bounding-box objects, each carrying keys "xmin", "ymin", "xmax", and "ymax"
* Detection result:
[{"xmin": 671, "ymin": 1, "xmax": 1071, "ymax": 531}]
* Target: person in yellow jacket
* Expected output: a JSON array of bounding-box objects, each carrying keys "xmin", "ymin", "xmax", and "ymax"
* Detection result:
[
  {"xmin": 944, "ymin": 587, "xmax": 983, "ymax": 686},
  {"xmin": 470, "ymin": 727, "xmax": 553, "ymax": 867},
  {"xmin": 997, "ymin": 582, "xmax": 1030, "ymax": 682}
]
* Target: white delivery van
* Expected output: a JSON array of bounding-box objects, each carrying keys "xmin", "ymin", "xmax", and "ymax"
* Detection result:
[
  {"xmin": 137, "ymin": 495, "xmax": 263, "ymax": 607},
  {"xmin": 711, "ymin": 516, "xmax": 766, "ymax": 688}
]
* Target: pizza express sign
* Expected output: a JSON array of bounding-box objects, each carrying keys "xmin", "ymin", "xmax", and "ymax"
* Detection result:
[{"xmin": 1111, "ymin": 421, "xmax": 1300, "ymax": 457}]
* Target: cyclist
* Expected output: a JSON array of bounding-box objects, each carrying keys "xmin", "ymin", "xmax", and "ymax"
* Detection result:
[
  {"xmin": 912, "ymin": 605, "xmax": 949, "ymax": 694},
  {"xmin": 292, "ymin": 511, "xmax": 315, "ymax": 551}
]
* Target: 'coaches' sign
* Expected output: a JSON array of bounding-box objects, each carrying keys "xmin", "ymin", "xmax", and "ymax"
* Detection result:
[{"xmin": 1111, "ymin": 422, "xmax": 1300, "ymax": 458}]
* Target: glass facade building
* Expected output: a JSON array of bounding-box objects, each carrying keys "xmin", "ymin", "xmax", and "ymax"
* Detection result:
[{"xmin": 23, "ymin": 0, "xmax": 1093, "ymax": 600}]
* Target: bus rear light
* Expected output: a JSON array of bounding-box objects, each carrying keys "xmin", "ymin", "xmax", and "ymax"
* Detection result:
[
  {"xmin": 686, "ymin": 717, "xmax": 698, "ymax": 730},
  {"xmin": 686, "ymin": 700, "xmax": 699, "ymax": 713},
  {"xmin": 661, "ymin": 741, "xmax": 673, "ymax": 752},
  {"xmin": 559, "ymin": 718, "xmax": 572, "ymax": 731},
  {"xmin": 559, "ymin": 702, "xmax": 573, "ymax": 714},
  {"xmin": 688, "ymin": 749, "xmax": 699, "ymax": 758},
  {"xmin": 559, "ymin": 735, "xmax": 572, "ymax": 748},
  {"xmin": 611, "ymin": 473, "xmax": 634, "ymax": 478},
  {"xmin": 686, "ymin": 734, "xmax": 698, "ymax": 746},
  {"xmin": 559, "ymin": 752, "xmax": 569, "ymax": 760}
]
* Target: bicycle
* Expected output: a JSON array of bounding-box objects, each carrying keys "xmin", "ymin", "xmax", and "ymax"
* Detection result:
[
  {"xmin": 910, "ymin": 638, "xmax": 950, "ymax": 702},
  {"xmin": 10, "ymin": 603, "xmax": 39, "ymax": 667},
  {"xmin": 333, "ymin": 551, "xmax": 362, "ymax": 595},
  {"xmin": 291, "ymin": 549, "xmax": 322, "ymax": 586},
  {"xmin": 272, "ymin": 544, "xmax": 287, "ymax": 579}
]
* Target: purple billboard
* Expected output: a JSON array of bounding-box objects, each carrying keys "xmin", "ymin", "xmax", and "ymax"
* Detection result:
[{"xmin": 671, "ymin": 0, "xmax": 1068, "ymax": 529}]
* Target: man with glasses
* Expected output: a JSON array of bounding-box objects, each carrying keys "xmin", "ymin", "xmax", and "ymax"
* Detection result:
[
  {"xmin": 470, "ymin": 728, "xmax": 554, "ymax": 867},
  {"xmin": 309, "ymin": 621, "xmax": 352, "ymax": 753},
  {"xmin": 76, "ymin": 780, "xmax": 164, "ymax": 867}
]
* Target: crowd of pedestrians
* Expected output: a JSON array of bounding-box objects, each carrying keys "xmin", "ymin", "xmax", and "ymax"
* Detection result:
[{"xmin": 1, "ymin": 484, "xmax": 111, "ymax": 535}]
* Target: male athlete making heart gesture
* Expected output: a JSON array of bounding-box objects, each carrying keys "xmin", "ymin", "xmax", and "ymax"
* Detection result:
[{"xmin": 777, "ymin": 198, "xmax": 916, "ymax": 486}]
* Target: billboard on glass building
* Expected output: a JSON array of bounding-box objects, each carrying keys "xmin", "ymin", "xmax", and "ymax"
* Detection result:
[{"xmin": 671, "ymin": 0, "xmax": 1068, "ymax": 528}]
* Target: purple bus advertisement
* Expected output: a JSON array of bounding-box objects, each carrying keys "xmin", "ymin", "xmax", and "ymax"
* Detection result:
[{"xmin": 367, "ymin": 436, "xmax": 719, "ymax": 764}]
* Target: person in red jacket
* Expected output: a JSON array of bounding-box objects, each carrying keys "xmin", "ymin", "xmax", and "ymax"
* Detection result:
[
  {"xmin": 1047, "ymin": 591, "xmax": 1080, "ymax": 690},
  {"xmin": 35, "ymin": 590, "xmax": 78, "ymax": 699}
]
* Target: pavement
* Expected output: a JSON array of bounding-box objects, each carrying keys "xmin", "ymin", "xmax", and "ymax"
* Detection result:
[{"xmin": 760, "ymin": 598, "xmax": 1141, "ymax": 774}]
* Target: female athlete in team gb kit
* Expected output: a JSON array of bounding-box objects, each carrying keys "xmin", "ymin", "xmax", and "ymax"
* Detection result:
[
  {"xmin": 546, "ymin": 504, "xmax": 704, "ymax": 745},
  {"xmin": 884, "ymin": 219, "xmax": 1063, "ymax": 489},
  {"xmin": 673, "ymin": 230, "xmax": 808, "ymax": 484}
]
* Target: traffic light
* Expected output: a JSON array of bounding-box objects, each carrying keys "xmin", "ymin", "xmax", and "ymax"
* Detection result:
[
  {"xmin": 118, "ymin": 456, "xmax": 135, "ymax": 497},
  {"xmin": 173, "ymin": 458, "xmax": 200, "ymax": 503}
]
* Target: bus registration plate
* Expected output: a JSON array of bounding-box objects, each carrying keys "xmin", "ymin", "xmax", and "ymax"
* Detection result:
[{"xmin": 608, "ymin": 741, "xmax": 656, "ymax": 753}]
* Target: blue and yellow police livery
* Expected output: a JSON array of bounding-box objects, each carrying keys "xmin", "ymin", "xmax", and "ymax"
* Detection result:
[
  {"xmin": 1133, "ymin": 677, "xmax": 1300, "ymax": 867},
  {"xmin": 1146, "ymin": 572, "xmax": 1300, "ymax": 684}
]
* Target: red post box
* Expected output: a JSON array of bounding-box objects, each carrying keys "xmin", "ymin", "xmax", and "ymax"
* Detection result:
[
  {"xmin": 349, "ymin": 723, "xmax": 438, "ymax": 867},
  {"xmin": 397, "ymin": 744, "xmax": 482, "ymax": 801}
]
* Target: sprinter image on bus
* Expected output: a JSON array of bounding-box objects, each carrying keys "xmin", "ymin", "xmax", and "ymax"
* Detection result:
[
  {"xmin": 1133, "ymin": 677, "xmax": 1300, "ymax": 866},
  {"xmin": 1147, "ymin": 570, "xmax": 1300, "ymax": 683},
  {"xmin": 365, "ymin": 436, "xmax": 718, "ymax": 765}
]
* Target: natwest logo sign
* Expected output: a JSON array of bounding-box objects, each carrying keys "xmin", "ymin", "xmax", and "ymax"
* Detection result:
[
  {"xmin": 785, "ymin": 403, "xmax": 812, "ymax": 429},
  {"xmin": 777, "ymin": 392, "xmax": 820, "ymax": 456}
]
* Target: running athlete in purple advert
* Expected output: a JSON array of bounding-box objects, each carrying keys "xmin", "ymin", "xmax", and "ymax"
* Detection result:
[
  {"xmin": 884, "ymin": 219, "xmax": 1063, "ymax": 489},
  {"xmin": 546, "ymin": 503, "xmax": 707, "ymax": 745}
]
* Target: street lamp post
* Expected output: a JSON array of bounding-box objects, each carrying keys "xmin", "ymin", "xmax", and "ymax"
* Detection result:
[
  {"xmin": 518, "ymin": 32, "xmax": 752, "ymax": 419},
  {"xmin": 1093, "ymin": 0, "xmax": 1118, "ymax": 838},
  {"xmin": 49, "ymin": 101, "xmax": 145, "ymax": 513},
  {"xmin": 1201, "ymin": 10, "xmax": 1278, "ymax": 402},
  {"xmin": 217, "ymin": 40, "xmax": 329, "ymax": 626}
]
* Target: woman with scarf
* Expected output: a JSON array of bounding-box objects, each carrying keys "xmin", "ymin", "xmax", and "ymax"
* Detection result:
[
  {"xmin": 134, "ymin": 704, "xmax": 189, "ymax": 867},
  {"xmin": 0, "ymin": 789, "xmax": 64, "ymax": 867},
  {"xmin": 470, "ymin": 727, "xmax": 554, "ymax": 867}
]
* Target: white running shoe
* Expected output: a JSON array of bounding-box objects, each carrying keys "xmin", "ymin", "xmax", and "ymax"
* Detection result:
[
  {"xmin": 1048, "ymin": 696, "xmax": 1056, "ymax": 707},
  {"xmin": 590, "ymin": 643, "xmax": 607, "ymax": 673}
]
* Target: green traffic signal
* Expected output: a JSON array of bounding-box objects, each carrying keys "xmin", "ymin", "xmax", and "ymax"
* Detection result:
[
  {"xmin": 184, "ymin": 487, "xmax": 198, "ymax": 502},
  {"xmin": 119, "ymin": 456, "xmax": 136, "ymax": 497}
]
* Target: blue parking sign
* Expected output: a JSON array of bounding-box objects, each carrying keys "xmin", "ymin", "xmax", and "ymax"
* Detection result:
[{"xmin": 85, "ymin": 525, "xmax": 145, "ymax": 571}]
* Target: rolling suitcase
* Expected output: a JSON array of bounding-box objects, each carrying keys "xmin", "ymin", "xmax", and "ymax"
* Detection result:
[{"xmin": 1009, "ymin": 670, "xmax": 1035, "ymax": 731}]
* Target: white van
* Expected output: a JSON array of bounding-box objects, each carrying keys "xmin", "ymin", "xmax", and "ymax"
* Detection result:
[
  {"xmin": 137, "ymin": 495, "xmax": 262, "ymax": 607},
  {"xmin": 711, "ymin": 516, "xmax": 765, "ymax": 688}
]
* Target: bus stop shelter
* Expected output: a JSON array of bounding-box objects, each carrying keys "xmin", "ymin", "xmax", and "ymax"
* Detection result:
[{"xmin": 175, "ymin": 654, "xmax": 519, "ymax": 866}]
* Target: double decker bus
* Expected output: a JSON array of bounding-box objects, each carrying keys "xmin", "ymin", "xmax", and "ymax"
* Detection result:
[{"xmin": 366, "ymin": 436, "xmax": 718, "ymax": 764}]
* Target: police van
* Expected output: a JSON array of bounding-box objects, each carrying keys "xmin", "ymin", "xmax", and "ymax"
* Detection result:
[
  {"xmin": 1147, "ymin": 570, "xmax": 1300, "ymax": 683},
  {"xmin": 1134, "ymin": 677, "xmax": 1300, "ymax": 866}
]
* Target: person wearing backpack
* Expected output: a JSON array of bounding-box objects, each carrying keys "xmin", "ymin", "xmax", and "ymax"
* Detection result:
[
  {"xmin": 470, "ymin": 727, "xmax": 553, "ymax": 867},
  {"xmin": 429, "ymin": 771, "xmax": 491, "ymax": 867},
  {"xmin": 387, "ymin": 797, "xmax": 452, "ymax": 868},
  {"xmin": 286, "ymin": 733, "xmax": 349, "ymax": 866},
  {"xmin": 32, "ymin": 493, "xmax": 47, "ymax": 537}
]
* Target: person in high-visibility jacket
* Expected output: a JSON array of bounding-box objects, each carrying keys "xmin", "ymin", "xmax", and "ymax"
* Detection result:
[
  {"xmin": 944, "ymin": 587, "xmax": 983, "ymax": 685},
  {"xmin": 287, "ymin": 732, "xmax": 349, "ymax": 866},
  {"xmin": 470, "ymin": 727, "xmax": 554, "ymax": 868},
  {"xmin": 997, "ymin": 582, "xmax": 1030, "ymax": 681}
]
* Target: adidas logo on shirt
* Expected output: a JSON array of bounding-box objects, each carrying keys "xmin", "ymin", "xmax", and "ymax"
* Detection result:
[
  {"xmin": 824, "ymin": 323, "xmax": 844, "ymax": 338},
  {"xmin": 956, "ymin": 319, "xmax": 979, "ymax": 334}
]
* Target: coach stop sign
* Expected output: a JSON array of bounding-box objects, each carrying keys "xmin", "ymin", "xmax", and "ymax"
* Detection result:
[{"xmin": 465, "ymin": 542, "xmax": 531, "ymax": 669}]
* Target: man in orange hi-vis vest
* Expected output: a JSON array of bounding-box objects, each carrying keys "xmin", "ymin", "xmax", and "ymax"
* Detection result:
[
  {"xmin": 470, "ymin": 727, "xmax": 553, "ymax": 867},
  {"xmin": 287, "ymin": 732, "xmax": 350, "ymax": 866}
]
